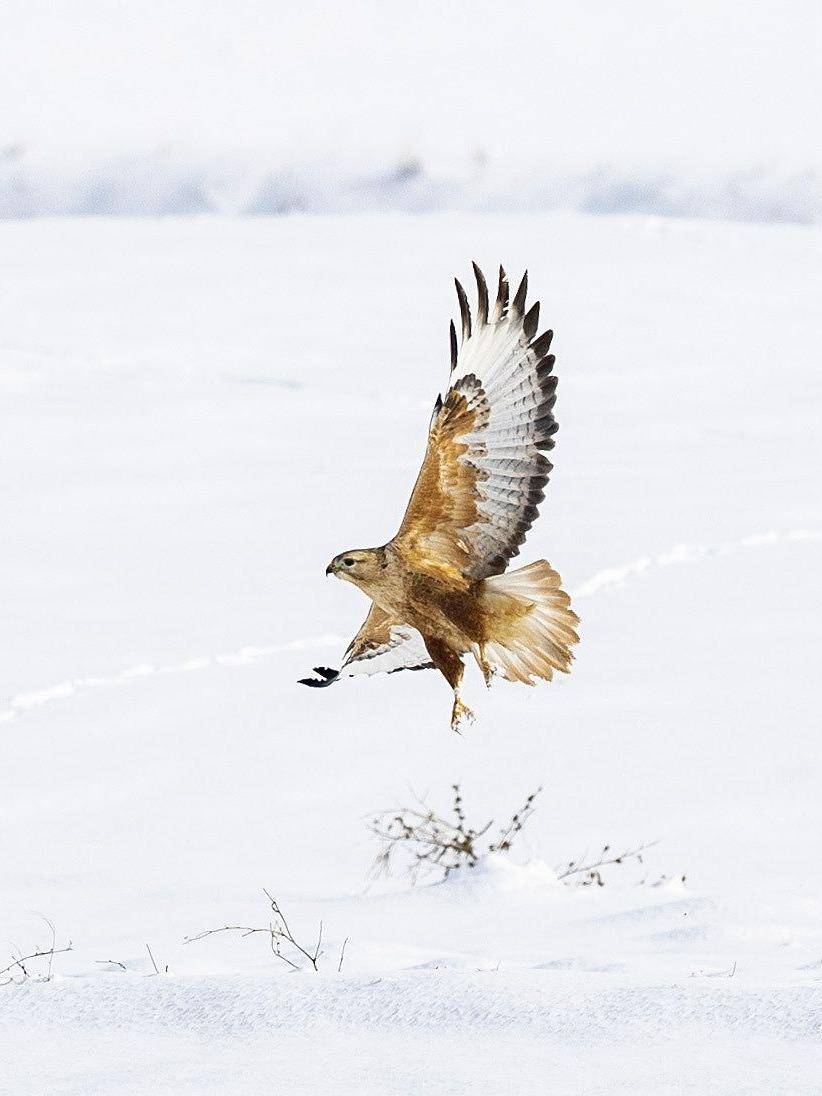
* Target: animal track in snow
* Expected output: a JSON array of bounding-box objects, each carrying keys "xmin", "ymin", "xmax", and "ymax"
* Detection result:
[
  {"xmin": 1, "ymin": 528, "xmax": 819, "ymax": 726},
  {"xmin": 571, "ymin": 528, "xmax": 821, "ymax": 600},
  {"xmin": 0, "ymin": 635, "xmax": 344, "ymax": 726}
]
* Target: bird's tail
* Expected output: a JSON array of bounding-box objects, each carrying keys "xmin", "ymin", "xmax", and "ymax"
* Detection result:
[{"xmin": 476, "ymin": 560, "xmax": 579, "ymax": 685}]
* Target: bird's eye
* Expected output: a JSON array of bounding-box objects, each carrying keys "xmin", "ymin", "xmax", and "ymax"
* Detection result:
[{"xmin": 343, "ymin": 558, "xmax": 355, "ymax": 567}]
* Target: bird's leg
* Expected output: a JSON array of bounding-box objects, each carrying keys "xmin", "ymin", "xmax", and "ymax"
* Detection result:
[
  {"xmin": 450, "ymin": 694, "xmax": 475, "ymax": 733},
  {"xmin": 423, "ymin": 636, "xmax": 474, "ymax": 732},
  {"xmin": 477, "ymin": 644, "xmax": 495, "ymax": 688}
]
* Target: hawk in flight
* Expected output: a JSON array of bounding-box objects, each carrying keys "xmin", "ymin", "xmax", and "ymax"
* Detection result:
[{"xmin": 300, "ymin": 264, "xmax": 579, "ymax": 730}]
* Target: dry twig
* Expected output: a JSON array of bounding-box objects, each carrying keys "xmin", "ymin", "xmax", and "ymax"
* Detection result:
[
  {"xmin": 337, "ymin": 937, "xmax": 349, "ymax": 973},
  {"xmin": 555, "ymin": 841, "xmax": 658, "ymax": 887},
  {"xmin": 145, "ymin": 943, "xmax": 168, "ymax": 976},
  {"xmin": 1, "ymin": 918, "xmax": 72, "ymax": 987},
  {"xmin": 184, "ymin": 890, "xmax": 343, "ymax": 972},
  {"xmin": 95, "ymin": 959, "xmax": 127, "ymax": 971}
]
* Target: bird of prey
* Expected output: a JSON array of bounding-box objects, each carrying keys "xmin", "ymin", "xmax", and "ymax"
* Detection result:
[{"xmin": 300, "ymin": 264, "xmax": 579, "ymax": 730}]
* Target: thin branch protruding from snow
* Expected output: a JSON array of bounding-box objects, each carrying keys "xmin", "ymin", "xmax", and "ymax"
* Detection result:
[
  {"xmin": 95, "ymin": 959, "xmax": 127, "ymax": 970},
  {"xmin": 145, "ymin": 943, "xmax": 168, "ymax": 976},
  {"xmin": 0, "ymin": 919, "xmax": 73, "ymax": 987},
  {"xmin": 338, "ymin": 937, "xmax": 349, "ymax": 973},
  {"xmin": 184, "ymin": 890, "xmax": 344, "ymax": 973},
  {"xmin": 555, "ymin": 841, "xmax": 659, "ymax": 886}
]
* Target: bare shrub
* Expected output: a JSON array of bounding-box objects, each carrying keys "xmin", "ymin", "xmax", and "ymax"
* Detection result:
[
  {"xmin": 184, "ymin": 889, "xmax": 346, "ymax": 972},
  {"xmin": 368, "ymin": 784, "xmax": 541, "ymax": 882},
  {"xmin": 369, "ymin": 784, "xmax": 661, "ymax": 887},
  {"xmin": 1, "ymin": 917, "xmax": 72, "ymax": 987}
]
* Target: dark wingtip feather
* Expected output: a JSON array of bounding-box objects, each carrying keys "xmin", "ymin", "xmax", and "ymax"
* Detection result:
[
  {"xmin": 534, "ymin": 419, "xmax": 560, "ymax": 445},
  {"xmin": 541, "ymin": 363, "xmax": 561, "ymax": 390},
  {"xmin": 494, "ymin": 265, "xmax": 509, "ymax": 320},
  {"xmin": 455, "ymin": 278, "xmax": 472, "ymax": 341},
  {"xmin": 298, "ymin": 666, "xmax": 340, "ymax": 688},
  {"xmin": 530, "ymin": 329, "xmax": 554, "ymax": 358},
  {"xmin": 449, "ymin": 319, "xmax": 458, "ymax": 370},
  {"xmin": 472, "ymin": 261, "xmax": 489, "ymax": 325},
  {"xmin": 523, "ymin": 300, "xmax": 540, "ymax": 340},
  {"xmin": 512, "ymin": 271, "xmax": 528, "ymax": 316}
]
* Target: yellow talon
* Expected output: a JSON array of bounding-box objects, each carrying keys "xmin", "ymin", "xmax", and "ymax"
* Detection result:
[{"xmin": 451, "ymin": 697, "xmax": 475, "ymax": 733}]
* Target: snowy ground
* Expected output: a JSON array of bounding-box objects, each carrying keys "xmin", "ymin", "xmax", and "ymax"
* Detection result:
[{"xmin": 1, "ymin": 213, "xmax": 821, "ymax": 1093}]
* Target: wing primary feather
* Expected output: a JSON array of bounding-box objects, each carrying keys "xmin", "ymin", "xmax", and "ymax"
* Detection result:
[
  {"xmin": 298, "ymin": 666, "xmax": 340, "ymax": 688},
  {"xmin": 536, "ymin": 369, "xmax": 557, "ymax": 396},
  {"xmin": 455, "ymin": 278, "xmax": 472, "ymax": 342},
  {"xmin": 523, "ymin": 301, "xmax": 540, "ymax": 340},
  {"xmin": 493, "ymin": 265, "xmax": 509, "ymax": 321},
  {"xmin": 512, "ymin": 271, "xmax": 528, "ymax": 317},
  {"xmin": 472, "ymin": 261, "xmax": 489, "ymax": 325},
  {"xmin": 449, "ymin": 319, "xmax": 458, "ymax": 371},
  {"xmin": 535, "ymin": 421, "xmax": 560, "ymax": 450},
  {"xmin": 530, "ymin": 329, "xmax": 554, "ymax": 357},
  {"xmin": 536, "ymin": 354, "xmax": 556, "ymax": 378}
]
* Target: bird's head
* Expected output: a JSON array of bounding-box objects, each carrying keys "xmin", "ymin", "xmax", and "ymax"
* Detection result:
[{"xmin": 326, "ymin": 547, "xmax": 387, "ymax": 591}]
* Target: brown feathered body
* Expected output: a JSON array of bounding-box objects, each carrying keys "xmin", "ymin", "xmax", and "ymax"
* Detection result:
[
  {"xmin": 344, "ymin": 546, "xmax": 535, "ymax": 661},
  {"xmin": 303, "ymin": 264, "xmax": 580, "ymax": 729},
  {"xmin": 337, "ymin": 548, "xmax": 476, "ymax": 643}
]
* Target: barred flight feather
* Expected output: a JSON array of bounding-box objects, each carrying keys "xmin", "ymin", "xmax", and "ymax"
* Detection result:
[{"xmin": 392, "ymin": 264, "xmax": 560, "ymax": 581}]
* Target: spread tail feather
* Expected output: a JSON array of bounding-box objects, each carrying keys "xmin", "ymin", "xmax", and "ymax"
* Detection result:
[{"xmin": 476, "ymin": 560, "xmax": 579, "ymax": 685}]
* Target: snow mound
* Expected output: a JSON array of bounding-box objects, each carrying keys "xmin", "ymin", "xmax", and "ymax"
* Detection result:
[{"xmin": 438, "ymin": 854, "xmax": 562, "ymax": 897}]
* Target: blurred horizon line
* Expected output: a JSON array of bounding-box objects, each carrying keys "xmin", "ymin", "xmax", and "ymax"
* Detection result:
[{"xmin": 1, "ymin": 149, "xmax": 818, "ymax": 225}]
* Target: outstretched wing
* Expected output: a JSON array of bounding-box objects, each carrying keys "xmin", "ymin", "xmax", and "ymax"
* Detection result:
[
  {"xmin": 298, "ymin": 603, "xmax": 433, "ymax": 687},
  {"xmin": 342, "ymin": 604, "xmax": 433, "ymax": 677},
  {"xmin": 392, "ymin": 264, "xmax": 557, "ymax": 586}
]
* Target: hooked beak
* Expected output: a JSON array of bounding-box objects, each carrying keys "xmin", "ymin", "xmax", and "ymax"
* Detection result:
[{"xmin": 325, "ymin": 561, "xmax": 336, "ymax": 577}]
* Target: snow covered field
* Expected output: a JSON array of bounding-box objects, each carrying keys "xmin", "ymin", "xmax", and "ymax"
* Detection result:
[
  {"xmin": 2, "ymin": 1, "xmax": 820, "ymax": 222},
  {"xmin": 2, "ymin": 212, "xmax": 821, "ymax": 1093}
]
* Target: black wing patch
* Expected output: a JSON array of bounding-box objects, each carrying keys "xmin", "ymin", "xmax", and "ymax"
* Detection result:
[{"xmin": 298, "ymin": 666, "xmax": 340, "ymax": 688}]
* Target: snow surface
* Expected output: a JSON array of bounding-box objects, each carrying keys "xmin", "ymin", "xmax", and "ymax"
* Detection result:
[
  {"xmin": 1, "ymin": 1, "xmax": 820, "ymax": 221},
  {"xmin": 1, "ymin": 212, "xmax": 822, "ymax": 1093}
]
